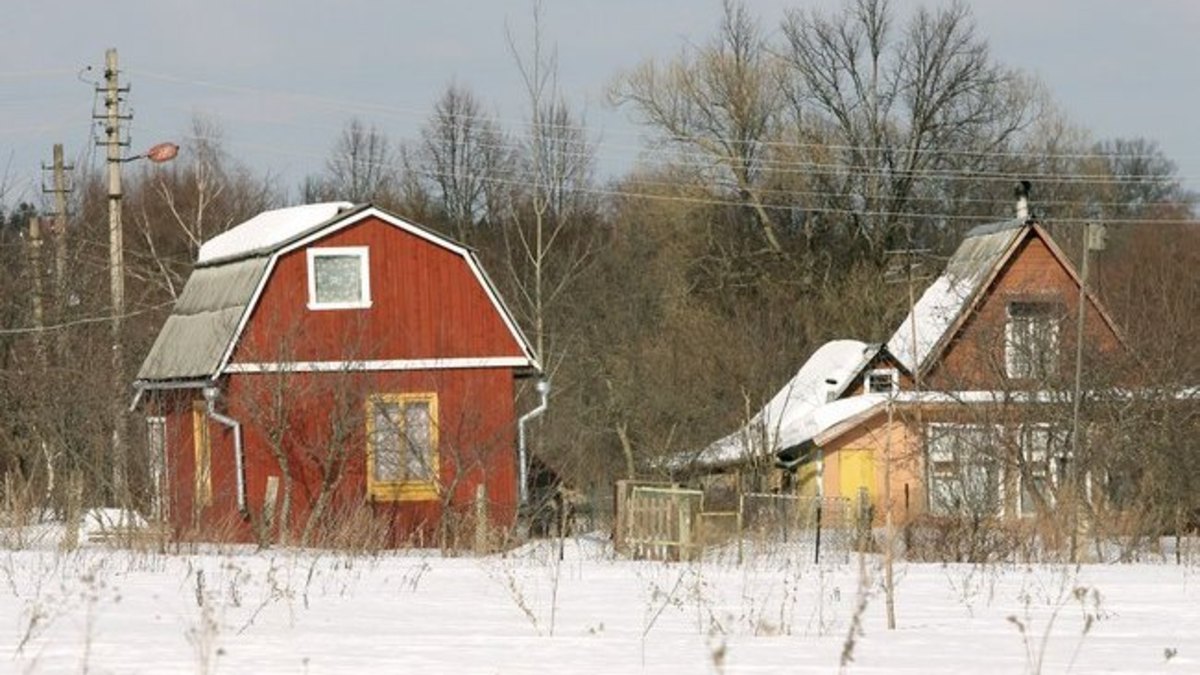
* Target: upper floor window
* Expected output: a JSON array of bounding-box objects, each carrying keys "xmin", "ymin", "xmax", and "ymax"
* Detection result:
[
  {"xmin": 307, "ymin": 247, "xmax": 371, "ymax": 310},
  {"xmin": 865, "ymin": 368, "xmax": 899, "ymax": 395},
  {"xmin": 1005, "ymin": 301, "xmax": 1060, "ymax": 380}
]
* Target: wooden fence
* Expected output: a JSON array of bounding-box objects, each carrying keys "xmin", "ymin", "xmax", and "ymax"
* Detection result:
[{"xmin": 614, "ymin": 480, "xmax": 855, "ymax": 562}]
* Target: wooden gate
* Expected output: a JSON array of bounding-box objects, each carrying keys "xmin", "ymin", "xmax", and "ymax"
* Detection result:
[{"xmin": 616, "ymin": 481, "xmax": 704, "ymax": 561}]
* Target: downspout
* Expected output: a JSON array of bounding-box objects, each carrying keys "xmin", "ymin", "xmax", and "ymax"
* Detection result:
[
  {"xmin": 517, "ymin": 379, "xmax": 550, "ymax": 506},
  {"xmin": 203, "ymin": 384, "xmax": 246, "ymax": 513}
]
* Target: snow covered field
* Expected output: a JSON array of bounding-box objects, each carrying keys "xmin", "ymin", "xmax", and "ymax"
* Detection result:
[{"xmin": 2, "ymin": 533, "xmax": 1197, "ymax": 674}]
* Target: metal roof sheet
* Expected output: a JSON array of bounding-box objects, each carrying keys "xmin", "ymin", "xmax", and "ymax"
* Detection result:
[
  {"xmin": 136, "ymin": 256, "xmax": 269, "ymax": 382},
  {"xmin": 886, "ymin": 220, "xmax": 1026, "ymax": 374}
]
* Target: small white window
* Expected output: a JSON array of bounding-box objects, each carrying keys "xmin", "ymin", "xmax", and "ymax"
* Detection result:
[
  {"xmin": 865, "ymin": 368, "xmax": 899, "ymax": 394},
  {"xmin": 306, "ymin": 247, "xmax": 371, "ymax": 310}
]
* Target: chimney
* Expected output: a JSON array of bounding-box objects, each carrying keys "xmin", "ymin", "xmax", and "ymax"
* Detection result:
[
  {"xmin": 824, "ymin": 377, "xmax": 838, "ymax": 402},
  {"xmin": 1014, "ymin": 180, "xmax": 1032, "ymax": 221}
]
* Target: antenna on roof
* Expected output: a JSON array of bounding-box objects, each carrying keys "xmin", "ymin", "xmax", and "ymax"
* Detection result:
[{"xmin": 1014, "ymin": 180, "xmax": 1032, "ymax": 222}]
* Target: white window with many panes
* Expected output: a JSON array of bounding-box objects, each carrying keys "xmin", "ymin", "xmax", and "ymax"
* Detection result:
[
  {"xmin": 307, "ymin": 246, "xmax": 371, "ymax": 310},
  {"xmin": 1018, "ymin": 424, "xmax": 1071, "ymax": 517},
  {"xmin": 927, "ymin": 423, "xmax": 1003, "ymax": 517},
  {"xmin": 1005, "ymin": 301, "xmax": 1061, "ymax": 379}
]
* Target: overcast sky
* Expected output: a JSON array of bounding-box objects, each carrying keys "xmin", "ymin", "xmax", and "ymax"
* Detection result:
[{"xmin": 2, "ymin": 0, "xmax": 1198, "ymax": 210}]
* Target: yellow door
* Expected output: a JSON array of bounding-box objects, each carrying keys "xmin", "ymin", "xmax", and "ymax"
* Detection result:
[
  {"xmin": 796, "ymin": 462, "xmax": 819, "ymax": 498},
  {"xmin": 839, "ymin": 449, "xmax": 876, "ymax": 504}
]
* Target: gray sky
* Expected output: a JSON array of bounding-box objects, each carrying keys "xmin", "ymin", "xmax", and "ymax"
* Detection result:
[{"xmin": 2, "ymin": 0, "xmax": 1198, "ymax": 209}]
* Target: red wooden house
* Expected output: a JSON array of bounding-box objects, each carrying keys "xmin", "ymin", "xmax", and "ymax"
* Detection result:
[{"xmin": 134, "ymin": 203, "xmax": 540, "ymax": 544}]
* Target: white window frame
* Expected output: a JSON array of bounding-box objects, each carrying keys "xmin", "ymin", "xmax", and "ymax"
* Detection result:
[
  {"xmin": 864, "ymin": 368, "xmax": 899, "ymax": 395},
  {"xmin": 1004, "ymin": 301, "xmax": 1061, "ymax": 379},
  {"xmin": 1017, "ymin": 424, "xmax": 1072, "ymax": 517},
  {"xmin": 306, "ymin": 246, "xmax": 372, "ymax": 310},
  {"xmin": 926, "ymin": 423, "xmax": 1004, "ymax": 517}
]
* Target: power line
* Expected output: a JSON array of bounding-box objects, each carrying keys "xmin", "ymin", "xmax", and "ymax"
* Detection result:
[
  {"xmin": 129, "ymin": 67, "xmax": 1200, "ymax": 167},
  {"xmin": 0, "ymin": 300, "xmax": 175, "ymax": 336}
]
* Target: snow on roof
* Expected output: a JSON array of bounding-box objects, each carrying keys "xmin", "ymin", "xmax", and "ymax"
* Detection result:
[
  {"xmin": 886, "ymin": 220, "xmax": 1027, "ymax": 374},
  {"xmin": 782, "ymin": 394, "xmax": 887, "ymax": 448},
  {"xmin": 196, "ymin": 202, "xmax": 355, "ymax": 264},
  {"xmin": 678, "ymin": 340, "xmax": 879, "ymax": 470}
]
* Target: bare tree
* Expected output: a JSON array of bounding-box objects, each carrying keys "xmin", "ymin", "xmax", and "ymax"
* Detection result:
[
  {"xmin": 128, "ymin": 116, "xmax": 278, "ymax": 299},
  {"xmin": 411, "ymin": 84, "xmax": 511, "ymax": 239},
  {"xmin": 502, "ymin": 2, "xmax": 598, "ymax": 370},
  {"xmin": 609, "ymin": 0, "xmax": 787, "ymax": 253},
  {"xmin": 778, "ymin": 0, "xmax": 1039, "ymax": 256},
  {"xmin": 308, "ymin": 119, "xmax": 398, "ymax": 205}
]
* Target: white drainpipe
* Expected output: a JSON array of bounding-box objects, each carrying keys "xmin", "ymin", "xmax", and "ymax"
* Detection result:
[
  {"xmin": 203, "ymin": 384, "xmax": 247, "ymax": 513},
  {"xmin": 517, "ymin": 379, "xmax": 550, "ymax": 506}
]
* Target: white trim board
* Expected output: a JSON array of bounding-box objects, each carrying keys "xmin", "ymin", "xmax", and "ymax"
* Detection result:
[{"xmin": 224, "ymin": 357, "xmax": 533, "ymax": 373}]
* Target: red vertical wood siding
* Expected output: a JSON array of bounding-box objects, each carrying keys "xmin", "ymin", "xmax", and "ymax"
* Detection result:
[
  {"xmin": 233, "ymin": 215, "xmax": 525, "ymax": 364},
  {"xmin": 221, "ymin": 368, "xmax": 517, "ymax": 543}
]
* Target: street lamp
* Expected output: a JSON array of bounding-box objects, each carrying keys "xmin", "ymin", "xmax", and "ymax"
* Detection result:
[{"xmin": 107, "ymin": 139, "xmax": 176, "ymax": 501}]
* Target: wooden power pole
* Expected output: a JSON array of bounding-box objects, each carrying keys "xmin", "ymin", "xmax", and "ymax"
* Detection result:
[{"xmin": 43, "ymin": 143, "xmax": 74, "ymax": 359}]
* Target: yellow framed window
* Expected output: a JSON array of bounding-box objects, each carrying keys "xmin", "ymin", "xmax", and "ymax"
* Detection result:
[
  {"xmin": 192, "ymin": 401, "xmax": 212, "ymax": 508},
  {"xmin": 366, "ymin": 393, "xmax": 439, "ymax": 501}
]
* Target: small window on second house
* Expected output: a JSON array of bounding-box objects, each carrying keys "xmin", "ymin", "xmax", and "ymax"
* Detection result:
[
  {"xmin": 307, "ymin": 247, "xmax": 371, "ymax": 310},
  {"xmin": 865, "ymin": 368, "xmax": 899, "ymax": 395},
  {"xmin": 1005, "ymin": 301, "xmax": 1061, "ymax": 380}
]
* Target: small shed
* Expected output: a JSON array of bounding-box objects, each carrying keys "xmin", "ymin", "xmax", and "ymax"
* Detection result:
[{"xmin": 134, "ymin": 203, "xmax": 540, "ymax": 545}]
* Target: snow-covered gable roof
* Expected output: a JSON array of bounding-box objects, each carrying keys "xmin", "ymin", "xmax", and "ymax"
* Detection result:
[
  {"xmin": 196, "ymin": 202, "xmax": 355, "ymax": 265},
  {"xmin": 886, "ymin": 220, "xmax": 1026, "ymax": 374},
  {"xmin": 677, "ymin": 340, "xmax": 881, "ymax": 470}
]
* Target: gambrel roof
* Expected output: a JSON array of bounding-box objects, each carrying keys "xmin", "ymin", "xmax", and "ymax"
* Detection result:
[{"xmin": 136, "ymin": 203, "xmax": 540, "ymax": 386}]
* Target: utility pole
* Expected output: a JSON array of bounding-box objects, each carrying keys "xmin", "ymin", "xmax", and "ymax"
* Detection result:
[
  {"xmin": 1069, "ymin": 221, "xmax": 1104, "ymax": 562},
  {"xmin": 43, "ymin": 143, "xmax": 74, "ymax": 358},
  {"xmin": 27, "ymin": 214, "xmax": 46, "ymax": 363},
  {"xmin": 97, "ymin": 47, "xmax": 131, "ymax": 501},
  {"xmin": 883, "ymin": 243, "xmax": 933, "ymax": 632}
]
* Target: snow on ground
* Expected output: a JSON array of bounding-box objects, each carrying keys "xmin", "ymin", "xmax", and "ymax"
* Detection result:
[{"xmin": 1, "ymin": 534, "xmax": 1198, "ymax": 673}]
